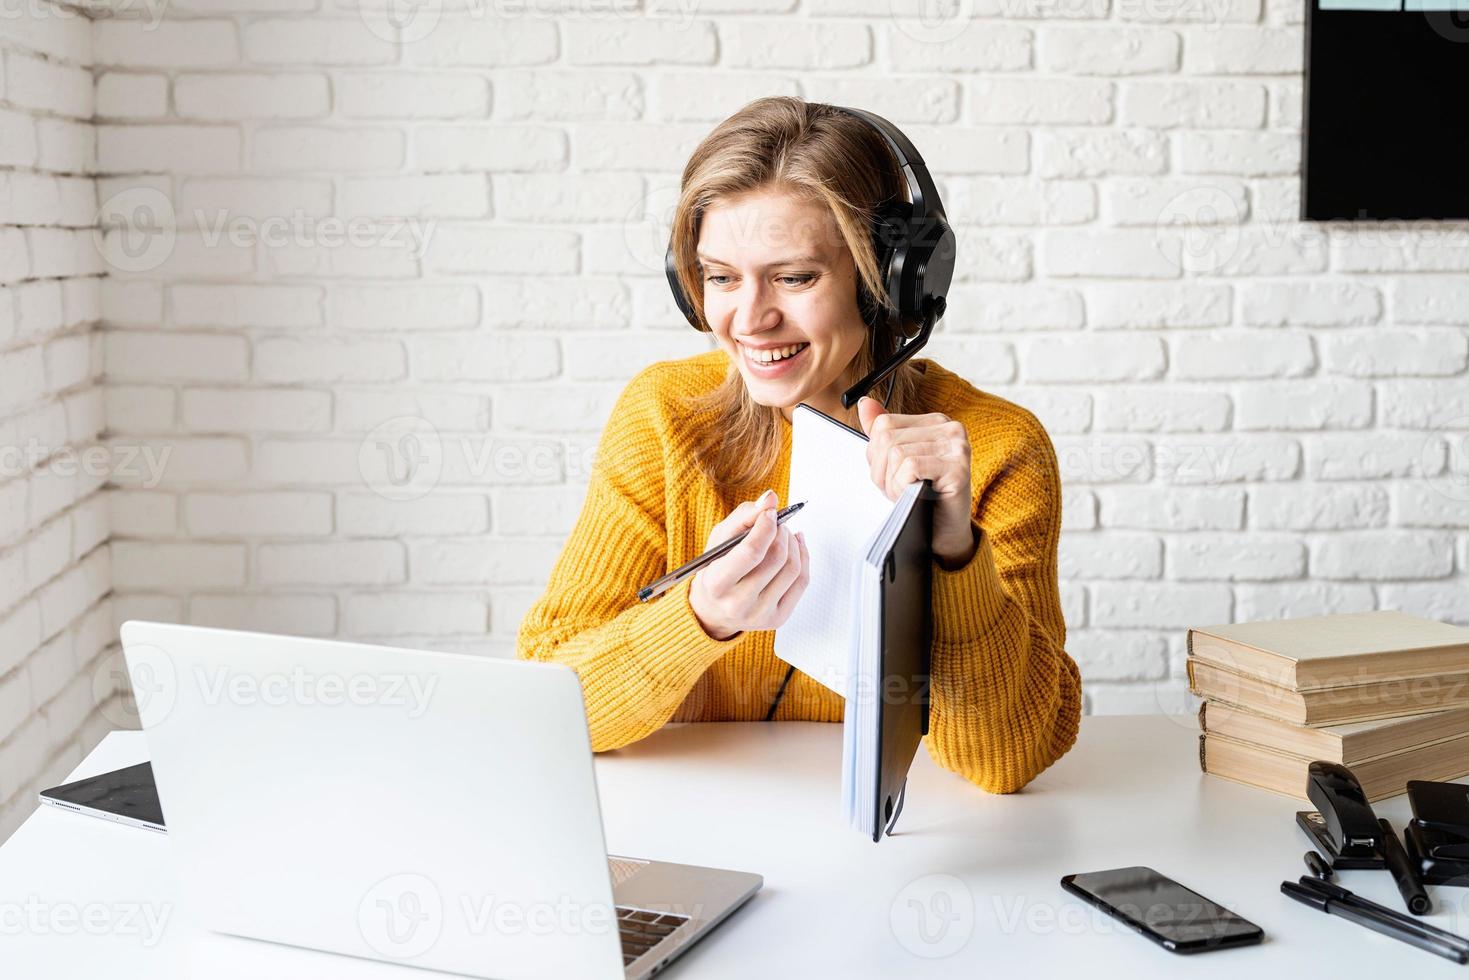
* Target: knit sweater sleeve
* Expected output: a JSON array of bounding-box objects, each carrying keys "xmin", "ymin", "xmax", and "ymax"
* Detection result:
[
  {"xmin": 515, "ymin": 367, "xmax": 744, "ymax": 752},
  {"xmin": 921, "ymin": 414, "xmax": 1082, "ymax": 794}
]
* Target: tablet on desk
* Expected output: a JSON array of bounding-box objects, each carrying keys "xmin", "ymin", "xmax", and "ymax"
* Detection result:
[{"xmin": 39, "ymin": 762, "xmax": 166, "ymax": 834}]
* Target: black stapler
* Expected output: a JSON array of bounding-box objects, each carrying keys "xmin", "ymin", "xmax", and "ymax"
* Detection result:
[
  {"xmin": 1297, "ymin": 761, "xmax": 1384, "ymax": 868},
  {"xmin": 1296, "ymin": 761, "xmax": 1432, "ymax": 915}
]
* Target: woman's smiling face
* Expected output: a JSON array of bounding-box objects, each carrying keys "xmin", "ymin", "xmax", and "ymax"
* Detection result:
[{"xmin": 697, "ymin": 186, "xmax": 870, "ymax": 423}]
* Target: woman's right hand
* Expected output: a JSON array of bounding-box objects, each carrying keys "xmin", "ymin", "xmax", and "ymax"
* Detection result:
[{"xmin": 689, "ymin": 489, "xmax": 810, "ymax": 641}]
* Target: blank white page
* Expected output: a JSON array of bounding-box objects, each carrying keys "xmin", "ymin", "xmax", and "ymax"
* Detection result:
[{"xmin": 775, "ymin": 404, "xmax": 893, "ymax": 697}]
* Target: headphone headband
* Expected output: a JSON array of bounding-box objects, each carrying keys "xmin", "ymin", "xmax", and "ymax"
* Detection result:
[{"xmin": 830, "ymin": 105, "xmax": 947, "ymax": 229}]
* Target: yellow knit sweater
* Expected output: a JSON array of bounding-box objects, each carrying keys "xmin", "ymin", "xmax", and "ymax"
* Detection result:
[{"xmin": 517, "ymin": 349, "xmax": 1082, "ymax": 794}]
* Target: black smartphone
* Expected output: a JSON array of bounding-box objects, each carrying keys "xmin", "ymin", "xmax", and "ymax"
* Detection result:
[{"xmin": 1060, "ymin": 866, "xmax": 1264, "ymax": 954}]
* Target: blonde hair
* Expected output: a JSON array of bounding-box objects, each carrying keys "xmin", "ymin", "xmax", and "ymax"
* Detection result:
[{"xmin": 668, "ymin": 96, "xmax": 929, "ymax": 495}]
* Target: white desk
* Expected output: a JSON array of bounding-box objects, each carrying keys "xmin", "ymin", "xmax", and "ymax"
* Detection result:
[{"xmin": 4, "ymin": 715, "xmax": 1467, "ymax": 977}]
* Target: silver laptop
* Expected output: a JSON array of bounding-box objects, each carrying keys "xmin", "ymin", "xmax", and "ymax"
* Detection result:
[{"xmin": 119, "ymin": 620, "xmax": 761, "ymax": 980}]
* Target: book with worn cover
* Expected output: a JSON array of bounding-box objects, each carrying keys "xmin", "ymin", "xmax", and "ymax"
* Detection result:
[
  {"xmin": 1187, "ymin": 610, "xmax": 1469, "ymax": 691},
  {"xmin": 1198, "ymin": 730, "xmax": 1469, "ymax": 802},
  {"xmin": 1197, "ymin": 699, "xmax": 1469, "ymax": 764},
  {"xmin": 1187, "ymin": 658, "xmax": 1469, "ymax": 727}
]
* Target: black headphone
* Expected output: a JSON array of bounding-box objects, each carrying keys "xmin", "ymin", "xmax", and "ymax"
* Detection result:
[{"xmin": 664, "ymin": 104, "xmax": 956, "ymax": 409}]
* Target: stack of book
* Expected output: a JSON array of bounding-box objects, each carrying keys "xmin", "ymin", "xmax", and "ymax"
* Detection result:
[{"xmin": 1188, "ymin": 610, "xmax": 1469, "ymax": 801}]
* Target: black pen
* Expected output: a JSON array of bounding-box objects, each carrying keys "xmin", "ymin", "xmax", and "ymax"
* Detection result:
[
  {"xmin": 1294, "ymin": 876, "xmax": 1462, "ymax": 947},
  {"xmin": 1281, "ymin": 880, "xmax": 1469, "ymax": 964},
  {"xmin": 636, "ymin": 501, "xmax": 806, "ymax": 602},
  {"xmin": 1380, "ymin": 818, "xmax": 1433, "ymax": 915}
]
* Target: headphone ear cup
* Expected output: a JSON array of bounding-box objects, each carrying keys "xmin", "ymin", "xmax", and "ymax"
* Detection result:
[
  {"xmin": 923, "ymin": 215, "xmax": 957, "ymax": 307},
  {"xmin": 857, "ymin": 282, "xmax": 884, "ymax": 331},
  {"xmin": 665, "ymin": 244, "xmax": 700, "ymax": 329},
  {"xmin": 859, "ymin": 202, "xmax": 907, "ymax": 330}
]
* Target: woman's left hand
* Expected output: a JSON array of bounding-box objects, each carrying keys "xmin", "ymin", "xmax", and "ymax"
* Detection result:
[{"xmin": 857, "ymin": 396, "xmax": 976, "ymax": 569}]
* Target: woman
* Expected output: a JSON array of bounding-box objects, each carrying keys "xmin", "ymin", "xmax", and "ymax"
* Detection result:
[{"xmin": 517, "ymin": 98, "xmax": 1080, "ymax": 794}]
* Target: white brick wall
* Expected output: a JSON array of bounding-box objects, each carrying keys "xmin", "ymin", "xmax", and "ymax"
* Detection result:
[
  {"xmin": 2, "ymin": 3, "xmax": 1468, "ymax": 842},
  {"xmin": 0, "ymin": 1, "xmax": 120, "ymax": 844}
]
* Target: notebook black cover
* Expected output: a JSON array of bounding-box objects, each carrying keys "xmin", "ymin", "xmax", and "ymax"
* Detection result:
[{"xmin": 869, "ymin": 480, "xmax": 934, "ymax": 841}]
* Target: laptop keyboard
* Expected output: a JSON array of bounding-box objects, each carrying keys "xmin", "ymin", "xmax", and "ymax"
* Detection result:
[
  {"xmin": 617, "ymin": 906, "xmax": 689, "ymax": 967},
  {"xmin": 607, "ymin": 858, "xmax": 690, "ymax": 967}
]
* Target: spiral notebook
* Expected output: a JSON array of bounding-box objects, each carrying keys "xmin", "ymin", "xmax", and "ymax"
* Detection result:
[
  {"xmin": 778, "ymin": 404, "xmax": 934, "ymax": 840},
  {"xmin": 775, "ymin": 404, "xmax": 894, "ymax": 696}
]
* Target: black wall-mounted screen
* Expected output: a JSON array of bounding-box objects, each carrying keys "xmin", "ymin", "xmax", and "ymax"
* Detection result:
[{"xmin": 1304, "ymin": 1, "xmax": 1469, "ymax": 220}]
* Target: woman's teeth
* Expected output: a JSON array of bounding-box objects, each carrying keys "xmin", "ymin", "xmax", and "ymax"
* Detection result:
[{"xmin": 745, "ymin": 342, "xmax": 809, "ymax": 363}]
